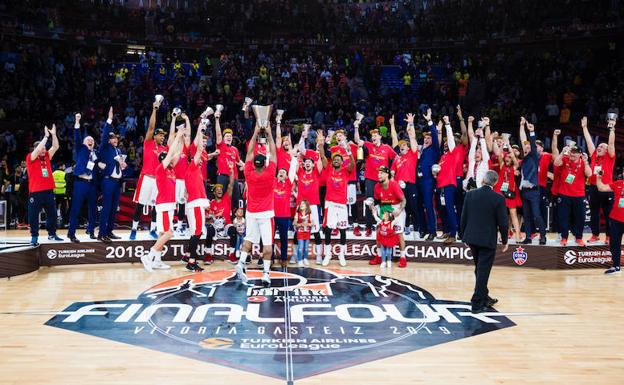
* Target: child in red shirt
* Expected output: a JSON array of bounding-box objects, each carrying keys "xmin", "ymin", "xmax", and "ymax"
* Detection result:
[
  {"xmin": 371, "ymin": 206, "xmax": 399, "ymax": 268},
  {"xmin": 293, "ymin": 200, "xmax": 314, "ymax": 267}
]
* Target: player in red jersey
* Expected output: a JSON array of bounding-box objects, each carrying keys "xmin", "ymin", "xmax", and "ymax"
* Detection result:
[
  {"xmin": 373, "ymin": 166, "xmax": 407, "ymax": 267},
  {"xmin": 168, "ymin": 110, "xmax": 192, "ymax": 236},
  {"xmin": 318, "ymin": 131, "xmax": 355, "ymax": 266},
  {"xmin": 328, "ymin": 129, "xmax": 359, "ymax": 227},
  {"xmin": 294, "ymin": 149, "xmax": 324, "ymax": 264},
  {"xmin": 273, "ymin": 150, "xmax": 298, "ymax": 268},
  {"xmin": 130, "ymin": 96, "xmax": 169, "ymax": 240},
  {"xmin": 236, "ymin": 123, "xmax": 277, "ymax": 286},
  {"xmin": 275, "ymin": 112, "xmax": 294, "ymax": 172},
  {"xmin": 583, "ymin": 115, "xmax": 616, "ymax": 243},
  {"xmin": 215, "ymin": 109, "xmax": 244, "ymax": 210},
  {"xmin": 432, "ymin": 116, "xmax": 459, "ymax": 244},
  {"xmin": 354, "ymin": 117, "xmax": 396, "ymax": 237},
  {"xmin": 183, "ymin": 122, "xmax": 219, "ymax": 272},
  {"xmin": 140, "ymin": 128, "xmax": 185, "ymax": 272}
]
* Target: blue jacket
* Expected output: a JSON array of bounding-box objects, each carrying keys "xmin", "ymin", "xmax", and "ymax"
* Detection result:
[
  {"xmin": 73, "ymin": 126, "xmax": 97, "ymax": 178},
  {"xmin": 520, "ymin": 132, "xmax": 539, "ymax": 187},
  {"xmin": 98, "ymin": 122, "xmax": 123, "ymax": 178},
  {"xmin": 418, "ymin": 121, "xmax": 440, "ymax": 180}
]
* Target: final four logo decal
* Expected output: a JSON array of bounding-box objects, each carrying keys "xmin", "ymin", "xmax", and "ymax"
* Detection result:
[{"xmin": 46, "ymin": 268, "xmax": 515, "ymax": 381}]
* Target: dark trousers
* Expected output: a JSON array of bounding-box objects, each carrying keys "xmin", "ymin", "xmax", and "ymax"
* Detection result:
[
  {"xmin": 455, "ymin": 177, "xmax": 464, "ymax": 237},
  {"xmin": 417, "ymin": 177, "xmax": 437, "ymax": 234},
  {"xmin": 468, "ymin": 244, "xmax": 496, "ymax": 309},
  {"xmin": 98, "ymin": 178, "xmax": 121, "ymax": 237},
  {"xmin": 588, "ymin": 185, "xmax": 613, "ymax": 236},
  {"xmin": 437, "ymin": 185, "xmax": 457, "ymax": 237},
  {"xmin": 558, "ymin": 194, "xmax": 585, "ymax": 240},
  {"xmin": 28, "ymin": 190, "xmax": 57, "ymax": 237},
  {"xmin": 273, "ymin": 217, "xmax": 291, "ymax": 261},
  {"xmin": 609, "ymin": 219, "xmax": 623, "ymax": 268},
  {"xmin": 402, "ymin": 182, "xmax": 419, "ymax": 231},
  {"xmin": 68, "ymin": 179, "xmax": 97, "ymax": 237},
  {"xmin": 539, "ymin": 186, "xmax": 550, "ymax": 232},
  {"xmin": 521, "ymin": 188, "xmax": 545, "ymax": 238},
  {"xmin": 364, "ymin": 178, "xmax": 376, "ymax": 229},
  {"xmin": 216, "ymin": 174, "xmax": 241, "ymax": 211}
]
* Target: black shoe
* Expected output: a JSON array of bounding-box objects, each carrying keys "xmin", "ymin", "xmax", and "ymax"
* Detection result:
[
  {"xmin": 604, "ymin": 267, "xmax": 621, "ymax": 275},
  {"xmin": 521, "ymin": 238, "xmax": 532, "ymax": 244},
  {"xmin": 186, "ymin": 262, "xmax": 204, "ymax": 272},
  {"xmin": 108, "ymin": 233, "xmax": 121, "ymax": 240},
  {"xmin": 539, "ymin": 237, "xmax": 547, "ymax": 245},
  {"xmin": 257, "ymin": 257, "xmax": 264, "ymax": 267},
  {"xmin": 48, "ymin": 235, "xmax": 64, "ymax": 241},
  {"xmin": 471, "ymin": 306, "xmax": 489, "ymax": 314},
  {"xmin": 98, "ymin": 236, "xmax": 112, "ymax": 244},
  {"xmin": 487, "ymin": 297, "xmax": 498, "ymax": 307},
  {"xmin": 69, "ymin": 236, "xmax": 81, "ymax": 243},
  {"xmin": 181, "ymin": 254, "xmax": 190, "ymax": 263},
  {"xmin": 426, "ymin": 233, "xmax": 435, "ymax": 241},
  {"xmin": 87, "ymin": 232, "xmax": 96, "ymax": 239}
]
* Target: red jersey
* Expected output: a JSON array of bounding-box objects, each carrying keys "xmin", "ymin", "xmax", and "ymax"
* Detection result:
[
  {"xmin": 174, "ymin": 144, "xmax": 190, "ymax": 179},
  {"xmin": 189, "ymin": 143, "xmax": 209, "ymax": 181},
  {"xmin": 494, "ymin": 164, "xmax": 517, "ymax": 193},
  {"xmin": 276, "ymin": 147, "xmax": 292, "ymax": 172},
  {"xmin": 217, "ymin": 142, "xmax": 240, "ymax": 179},
  {"xmin": 26, "ymin": 152, "xmax": 55, "ymax": 193},
  {"xmin": 296, "ymin": 168, "xmax": 321, "ymax": 205},
  {"xmin": 244, "ymin": 160, "xmax": 277, "ymax": 213},
  {"xmin": 363, "ymin": 142, "xmax": 396, "ymax": 181},
  {"xmin": 294, "ymin": 212, "xmax": 311, "ymax": 240},
  {"xmin": 323, "ymin": 165, "xmax": 349, "ymax": 204},
  {"xmin": 588, "ymin": 152, "xmax": 615, "ymax": 185},
  {"xmin": 437, "ymin": 148, "xmax": 458, "ymax": 188},
  {"xmin": 558, "ymin": 157, "xmax": 586, "ymax": 198},
  {"xmin": 374, "ymin": 180, "xmax": 405, "ymax": 205},
  {"xmin": 142, "ymin": 139, "xmax": 168, "ymax": 176},
  {"xmin": 538, "ymin": 152, "xmax": 552, "ymax": 187},
  {"xmin": 210, "ymin": 192, "xmax": 232, "ymax": 224},
  {"xmin": 391, "ymin": 150, "xmax": 418, "ymax": 183},
  {"xmin": 246, "ymin": 141, "xmax": 267, "ymax": 156},
  {"xmin": 329, "ymin": 143, "xmax": 358, "ymax": 181},
  {"xmin": 609, "ymin": 181, "xmax": 624, "ymax": 222},
  {"xmin": 184, "ymin": 161, "xmax": 207, "ymax": 202},
  {"xmin": 155, "ymin": 164, "xmax": 176, "ymax": 205},
  {"xmin": 377, "ymin": 220, "xmax": 399, "ymax": 247},
  {"xmin": 274, "ymin": 179, "xmax": 293, "ymax": 217},
  {"xmin": 551, "ymin": 164, "xmax": 564, "ymax": 196},
  {"xmin": 454, "ymin": 143, "xmax": 467, "ymax": 177}
]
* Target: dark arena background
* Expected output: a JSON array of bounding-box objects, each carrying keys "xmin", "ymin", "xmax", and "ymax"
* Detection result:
[{"xmin": 0, "ymin": 1, "xmax": 623, "ymax": 384}]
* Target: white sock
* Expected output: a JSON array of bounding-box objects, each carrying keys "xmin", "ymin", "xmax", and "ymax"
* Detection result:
[
  {"xmin": 228, "ymin": 247, "xmax": 234, "ymax": 255},
  {"xmin": 339, "ymin": 244, "xmax": 346, "ymax": 258},
  {"xmin": 132, "ymin": 221, "xmax": 139, "ymax": 231},
  {"xmin": 239, "ymin": 251, "xmax": 248, "ymax": 266},
  {"xmin": 150, "ymin": 221, "xmax": 157, "ymax": 232},
  {"xmin": 262, "ymin": 259, "xmax": 270, "ymax": 273},
  {"xmin": 324, "ymin": 244, "xmax": 331, "ymax": 258},
  {"xmin": 151, "ymin": 247, "xmax": 162, "ymax": 263},
  {"xmin": 314, "ymin": 244, "xmax": 322, "ymax": 258},
  {"xmin": 400, "ymin": 249, "xmax": 406, "ymax": 259}
]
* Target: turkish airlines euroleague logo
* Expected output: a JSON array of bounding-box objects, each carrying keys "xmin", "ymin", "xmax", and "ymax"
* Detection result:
[{"xmin": 46, "ymin": 268, "xmax": 515, "ymax": 380}]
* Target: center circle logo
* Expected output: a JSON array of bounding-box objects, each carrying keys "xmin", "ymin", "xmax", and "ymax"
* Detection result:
[{"xmin": 47, "ymin": 250, "xmax": 57, "ymax": 259}]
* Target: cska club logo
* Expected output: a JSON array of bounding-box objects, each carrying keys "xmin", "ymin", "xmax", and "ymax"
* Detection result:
[
  {"xmin": 512, "ymin": 247, "xmax": 528, "ymax": 266},
  {"xmin": 46, "ymin": 268, "xmax": 515, "ymax": 381}
]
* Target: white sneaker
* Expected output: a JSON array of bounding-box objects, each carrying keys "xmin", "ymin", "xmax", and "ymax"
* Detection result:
[
  {"xmin": 152, "ymin": 251, "xmax": 171, "ymax": 270},
  {"xmin": 235, "ymin": 263, "xmax": 248, "ymax": 283},
  {"xmin": 303, "ymin": 258, "xmax": 309, "ymax": 266},
  {"xmin": 297, "ymin": 260, "xmax": 304, "ymax": 267},
  {"xmin": 322, "ymin": 254, "xmax": 331, "ymax": 266},
  {"xmin": 315, "ymin": 256, "xmax": 322, "ymax": 265},
  {"xmin": 289, "ymin": 257, "xmax": 296, "ymax": 264},
  {"xmin": 261, "ymin": 272, "xmax": 271, "ymax": 286},
  {"xmin": 338, "ymin": 254, "xmax": 347, "ymax": 267},
  {"xmin": 387, "ymin": 260, "xmax": 392, "ymax": 269},
  {"xmin": 140, "ymin": 252, "xmax": 154, "ymax": 272}
]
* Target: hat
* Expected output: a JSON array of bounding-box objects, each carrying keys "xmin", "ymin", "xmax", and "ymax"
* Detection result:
[
  {"xmin": 253, "ymin": 153, "xmax": 267, "ymax": 167},
  {"xmin": 378, "ymin": 166, "xmax": 390, "ymax": 174},
  {"xmin": 154, "ymin": 128, "xmax": 166, "ymax": 136}
]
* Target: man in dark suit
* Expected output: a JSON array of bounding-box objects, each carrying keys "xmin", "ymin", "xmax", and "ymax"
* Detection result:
[{"xmin": 460, "ymin": 170, "xmax": 509, "ymax": 313}]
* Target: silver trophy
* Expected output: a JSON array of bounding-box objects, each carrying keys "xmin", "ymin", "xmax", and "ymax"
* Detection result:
[
  {"xmin": 276, "ymin": 109, "xmax": 285, "ymax": 123},
  {"xmin": 155, "ymin": 94, "xmax": 164, "ymax": 105},
  {"xmin": 242, "ymin": 97, "xmax": 253, "ymax": 112},
  {"xmin": 355, "ymin": 111, "xmax": 364, "ymax": 124},
  {"xmin": 172, "ymin": 107, "xmax": 181, "ymax": 116},
  {"xmin": 214, "ymin": 104, "xmax": 224, "ymax": 118},
  {"xmin": 201, "ymin": 106, "xmax": 214, "ymax": 119},
  {"xmin": 252, "ymin": 104, "xmax": 273, "ymax": 129}
]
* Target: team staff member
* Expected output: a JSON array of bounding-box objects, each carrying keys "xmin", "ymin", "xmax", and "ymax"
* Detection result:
[
  {"xmin": 416, "ymin": 108, "xmax": 440, "ymax": 241},
  {"xmin": 432, "ymin": 116, "xmax": 459, "ymax": 244},
  {"xmin": 596, "ymin": 171, "xmax": 623, "ymax": 275},
  {"xmin": 354, "ymin": 118, "xmax": 396, "ymax": 237},
  {"xmin": 67, "ymin": 112, "xmax": 98, "ymax": 243},
  {"xmin": 236, "ymin": 123, "xmax": 278, "ymax": 286},
  {"xmin": 372, "ymin": 166, "xmax": 407, "ymax": 267},
  {"xmin": 583, "ymin": 116, "xmax": 616, "ymax": 243},
  {"xmin": 390, "ymin": 113, "xmax": 418, "ymax": 237},
  {"xmin": 98, "ymin": 107, "xmax": 127, "ymax": 242},
  {"xmin": 130, "ymin": 96, "xmax": 168, "ymax": 240},
  {"xmin": 553, "ymin": 144, "xmax": 592, "ymax": 246},
  {"xmin": 140, "ymin": 129, "xmax": 185, "ymax": 272},
  {"xmin": 519, "ymin": 119, "xmax": 547, "ymax": 245},
  {"xmin": 536, "ymin": 139, "xmax": 553, "ymax": 230},
  {"xmin": 318, "ymin": 132, "xmax": 355, "ymax": 267},
  {"xmin": 27, "ymin": 124, "xmax": 63, "ymax": 245}
]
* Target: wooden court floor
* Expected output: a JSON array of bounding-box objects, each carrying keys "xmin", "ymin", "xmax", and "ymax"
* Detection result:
[{"xmin": 0, "ymin": 261, "xmax": 622, "ymax": 385}]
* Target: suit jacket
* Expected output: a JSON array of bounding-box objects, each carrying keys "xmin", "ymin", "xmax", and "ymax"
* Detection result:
[{"xmin": 460, "ymin": 185, "xmax": 509, "ymax": 249}]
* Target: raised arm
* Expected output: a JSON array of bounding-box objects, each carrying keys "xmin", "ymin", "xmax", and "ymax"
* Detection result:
[
  {"xmin": 582, "ymin": 153, "xmax": 592, "ymax": 177},
  {"xmin": 389, "ymin": 115, "xmax": 398, "ymax": 148},
  {"xmin": 167, "ymin": 110, "xmax": 178, "ymax": 148},
  {"xmin": 48, "ymin": 124, "xmax": 59, "ymax": 159},
  {"xmin": 215, "ymin": 113, "xmax": 223, "ymax": 145},
  {"xmin": 456, "ymin": 105, "xmax": 469, "ymax": 145},
  {"xmin": 405, "ymin": 114, "xmax": 418, "ymax": 153},
  {"xmin": 443, "ymin": 116, "xmax": 455, "ymax": 152},
  {"xmin": 552, "ymin": 129, "xmax": 561, "ymax": 158},
  {"xmin": 353, "ymin": 120, "xmax": 362, "ymax": 145},
  {"xmin": 345, "ymin": 144, "xmax": 355, "ymax": 173},
  {"xmin": 31, "ymin": 127, "xmax": 50, "ymax": 160},
  {"xmin": 580, "ymin": 116, "xmax": 595, "ymax": 156},
  {"xmin": 287, "ymin": 152, "xmax": 298, "ymax": 183},
  {"xmin": 526, "ymin": 123, "xmax": 538, "ymax": 159},
  {"xmin": 519, "ymin": 116, "xmax": 528, "ymax": 144},
  {"xmin": 226, "ymin": 163, "xmax": 235, "ymax": 197},
  {"xmin": 607, "ymin": 117, "xmax": 616, "ymax": 157},
  {"xmin": 483, "ymin": 117, "xmax": 492, "ymax": 152},
  {"xmin": 317, "ymin": 133, "xmax": 328, "ymax": 169},
  {"xmin": 266, "ymin": 124, "xmax": 277, "ymax": 163},
  {"xmin": 480, "ymin": 136, "xmax": 490, "ymax": 162},
  {"xmin": 145, "ymin": 99, "xmax": 161, "ymax": 141},
  {"xmin": 275, "ymin": 118, "xmax": 283, "ymax": 149},
  {"xmin": 73, "ymin": 113, "xmax": 82, "ymax": 160},
  {"xmin": 245, "ymin": 124, "xmax": 260, "ymax": 162},
  {"xmin": 298, "ymin": 124, "xmax": 310, "ymax": 153},
  {"xmin": 162, "ymin": 130, "xmax": 184, "ymax": 169},
  {"xmin": 192, "ymin": 121, "xmax": 205, "ymax": 165}
]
